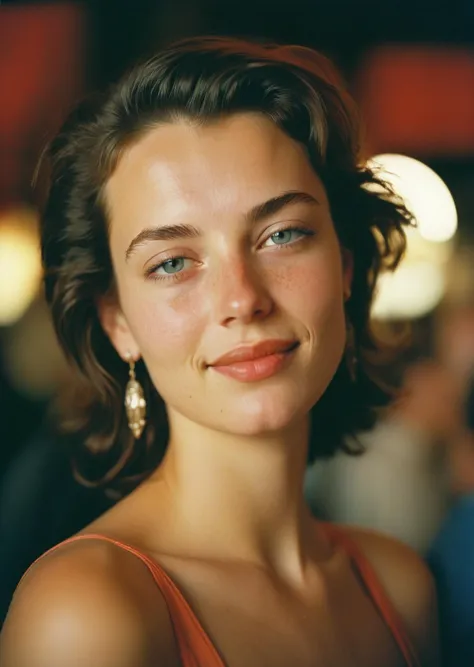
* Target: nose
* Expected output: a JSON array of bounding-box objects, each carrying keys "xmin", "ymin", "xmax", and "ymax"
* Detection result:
[{"xmin": 210, "ymin": 256, "xmax": 274, "ymax": 327}]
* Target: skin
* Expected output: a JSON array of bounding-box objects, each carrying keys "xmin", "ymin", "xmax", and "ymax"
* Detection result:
[
  {"xmin": 100, "ymin": 113, "xmax": 351, "ymax": 571},
  {"xmin": 107, "ymin": 113, "xmax": 349, "ymax": 440},
  {"xmin": 0, "ymin": 114, "xmax": 439, "ymax": 667}
]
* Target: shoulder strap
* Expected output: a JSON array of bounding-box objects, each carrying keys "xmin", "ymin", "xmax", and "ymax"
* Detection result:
[
  {"xmin": 322, "ymin": 524, "xmax": 421, "ymax": 667},
  {"xmin": 20, "ymin": 533, "xmax": 225, "ymax": 667},
  {"xmin": 19, "ymin": 529, "xmax": 420, "ymax": 667}
]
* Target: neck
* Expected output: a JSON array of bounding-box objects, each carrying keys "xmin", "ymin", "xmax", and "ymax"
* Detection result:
[{"xmin": 149, "ymin": 412, "xmax": 326, "ymax": 580}]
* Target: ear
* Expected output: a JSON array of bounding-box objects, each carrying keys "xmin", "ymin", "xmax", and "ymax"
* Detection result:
[
  {"xmin": 341, "ymin": 247, "xmax": 354, "ymax": 302},
  {"xmin": 97, "ymin": 295, "xmax": 140, "ymax": 361}
]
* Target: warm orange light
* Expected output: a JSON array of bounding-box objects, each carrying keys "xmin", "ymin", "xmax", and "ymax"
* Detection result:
[{"xmin": 0, "ymin": 207, "xmax": 42, "ymax": 325}]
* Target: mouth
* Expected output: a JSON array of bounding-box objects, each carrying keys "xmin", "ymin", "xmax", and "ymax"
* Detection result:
[
  {"xmin": 209, "ymin": 339, "xmax": 299, "ymax": 367},
  {"xmin": 208, "ymin": 339, "xmax": 299, "ymax": 383}
]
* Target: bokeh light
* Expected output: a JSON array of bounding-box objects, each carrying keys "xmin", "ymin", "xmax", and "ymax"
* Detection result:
[
  {"xmin": 367, "ymin": 154, "xmax": 458, "ymax": 320},
  {"xmin": 0, "ymin": 207, "xmax": 42, "ymax": 326},
  {"xmin": 368, "ymin": 153, "xmax": 458, "ymax": 242}
]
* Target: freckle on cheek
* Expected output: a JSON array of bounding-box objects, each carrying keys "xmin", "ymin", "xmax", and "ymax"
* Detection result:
[
  {"xmin": 273, "ymin": 266, "xmax": 319, "ymax": 292},
  {"xmin": 286, "ymin": 267, "xmax": 309, "ymax": 291}
]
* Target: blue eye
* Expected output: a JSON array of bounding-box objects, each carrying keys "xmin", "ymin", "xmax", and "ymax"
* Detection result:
[
  {"xmin": 147, "ymin": 256, "xmax": 194, "ymax": 282},
  {"xmin": 270, "ymin": 230, "xmax": 295, "ymax": 245},
  {"xmin": 159, "ymin": 257, "xmax": 185, "ymax": 274},
  {"xmin": 264, "ymin": 228, "xmax": 311, "ymax": 247}
]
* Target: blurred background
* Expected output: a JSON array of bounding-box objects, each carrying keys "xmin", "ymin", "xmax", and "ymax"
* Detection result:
[{"xmin": 1, "ymin": 0, "xmax": 474, "ymax": 657}]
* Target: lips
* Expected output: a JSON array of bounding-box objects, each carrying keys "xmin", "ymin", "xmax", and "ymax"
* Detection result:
[{"xmin": 209, "ymin": 339, "xmax": 299, "ymax": 367}]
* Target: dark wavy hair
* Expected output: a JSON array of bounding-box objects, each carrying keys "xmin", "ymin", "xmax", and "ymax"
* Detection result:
[{"xmin": 39, "ymin": 36, "xmax": 412, "ymax": 492}]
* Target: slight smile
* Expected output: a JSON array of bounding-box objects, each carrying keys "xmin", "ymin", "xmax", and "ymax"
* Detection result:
[{"xmin": 207, "ymin": 340, "xmax": 299, "ymax": 382}]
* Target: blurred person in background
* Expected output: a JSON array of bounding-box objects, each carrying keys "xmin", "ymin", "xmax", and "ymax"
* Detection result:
[
  {"xmin": 305, "ymin": 297, "xmax": 474, "ymax": 556},
  {"xmin": 304, "ymin": 357, "xmax": 456, "ymax": 554},
  {"xmin": 0, "ymin": 37, "xmax": 439, "ymax": 667},
  {"xmin": 427, "ymin": 353, "xmax": 474, "ymax": 666}
]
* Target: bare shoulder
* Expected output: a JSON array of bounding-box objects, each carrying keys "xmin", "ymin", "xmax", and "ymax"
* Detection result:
[
  {"xmin": 344, "ymin": 525, "xmax": 440, "ymax": 666},
  {"xmin": 0, "ymin": 538, "xmax": 179, "ymax": 667}
]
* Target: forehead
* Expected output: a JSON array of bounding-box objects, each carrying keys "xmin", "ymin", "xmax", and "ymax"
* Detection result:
[{"xmin": 105, "ymin": 113, "xmax": 327, "ymax": 229}]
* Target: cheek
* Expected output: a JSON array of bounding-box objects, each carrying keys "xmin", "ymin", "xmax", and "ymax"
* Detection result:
[
  {"xmin": 121, "ymin": 284, "xmax": 204, "ymax": 362},
  {"xmin": 272, "ymin": 253, "xmax": 344, "ymax": 320}
]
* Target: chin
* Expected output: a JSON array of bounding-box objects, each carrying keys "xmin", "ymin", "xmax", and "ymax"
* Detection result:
[
  {"xmin": 217, "ymin": 384, "xmax": 316, "ymax": 437},
  {"xmin": 164, "ymin": 355, "xmax": 339, "ymax": 438}
]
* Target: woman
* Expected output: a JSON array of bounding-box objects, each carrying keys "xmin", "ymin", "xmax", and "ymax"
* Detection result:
[{"xmin": 0, "ymin": 37, "xmax": 439, "ymax": 666}]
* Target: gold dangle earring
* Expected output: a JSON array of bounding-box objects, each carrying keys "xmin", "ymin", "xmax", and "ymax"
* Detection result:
[{"xmin": 124, "ymin": 354, "xmax": 146, "ymax": 439}]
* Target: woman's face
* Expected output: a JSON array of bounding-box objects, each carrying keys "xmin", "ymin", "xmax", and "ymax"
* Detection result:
[{"xmin": 102, "ymin": 114, "xmax": 352, "ymax": 436}]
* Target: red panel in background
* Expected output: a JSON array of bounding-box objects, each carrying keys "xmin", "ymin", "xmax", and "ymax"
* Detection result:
[
  {"xmin": 356, "ymin": 46, "xmax": 474, "ymax": 156},
  {"xmin": 0, "ymin": 3, "xmax": 84, "ymax": 207}
]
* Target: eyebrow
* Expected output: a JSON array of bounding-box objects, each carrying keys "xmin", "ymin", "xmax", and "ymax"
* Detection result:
[
  {"xmin": 245, "ymin": 190, "xmax": 320, "ymax": 225},
  {"xmin": 126, "ymin": 223, "xmax": 200, "ymax": 260},
  {"xmin": 125, "ymin": 190, "xmax": 320, "ymax": 260}
]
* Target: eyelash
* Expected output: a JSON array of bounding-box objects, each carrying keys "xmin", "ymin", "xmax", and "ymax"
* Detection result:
[{"xmin": 145, "ymin": 225, "xmax": 315, "ymax": 283}]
